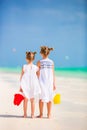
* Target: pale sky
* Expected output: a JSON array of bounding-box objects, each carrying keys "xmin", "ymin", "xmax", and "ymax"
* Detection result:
[{"xmin": 0, "ymin": 0, "xmax": 87, "ymax": 68}]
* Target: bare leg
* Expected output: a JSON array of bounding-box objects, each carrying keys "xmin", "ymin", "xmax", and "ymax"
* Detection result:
[
  {"xmin": 23, "ymin": 98, "xmax": 28, "ymax": 118},
  {"xmin": 30, "ymin": 98, "xmax": 35, "ymax": 118},
  {"xmin": 37, "ymin": 100, "xmax": 44, "ymax": 118},
  {"xmin": 47, "ymin": 101, "xmax": 52, "ymax": 118},
  {"xmin": 40, "ymin": 100, "xmax": 44, "ymax": 118}
]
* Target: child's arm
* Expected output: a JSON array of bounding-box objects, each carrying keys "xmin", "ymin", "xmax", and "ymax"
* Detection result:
[
  {"xmin": 36, "ymin": 61, "xmax": 40, "ymax": 78},
  {"xmin": 20, "ymin": 67, "xmax": 24, "ymax": 81},
  {"xmin": 19, "ymin": 67, "xmax": 24, "ymax": 92},
  {"xmin": 53, "ymin": 64, "xmax": 56, "ymax": 90}
]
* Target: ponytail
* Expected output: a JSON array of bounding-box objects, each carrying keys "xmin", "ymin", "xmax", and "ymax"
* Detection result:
[
  {"xmin": 48, "ymin": 47, "xmax": 54, "ymax": 51},
  {"xmin": 33, "ymin": 52, "xmax": 37, "ymax": 55}
]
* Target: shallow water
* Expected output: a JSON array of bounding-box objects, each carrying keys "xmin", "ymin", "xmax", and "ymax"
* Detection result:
[{"xmin": 0, "ymin": 67, "xmax": 87, "ymax": 79}]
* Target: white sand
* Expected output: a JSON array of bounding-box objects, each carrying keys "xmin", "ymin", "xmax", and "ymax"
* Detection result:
[{"xmin": 0, "ymin": 72, "xmax": 87, "ymax": 130}]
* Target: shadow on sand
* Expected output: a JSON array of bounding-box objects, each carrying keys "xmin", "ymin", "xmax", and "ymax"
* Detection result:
[
  {"xmin": 0, "ymin": 114, "xmax": 31, "ymax": 118},
  {"xmin": 0, "ymin": 114, "xmax": 48, "ymax": 119}
]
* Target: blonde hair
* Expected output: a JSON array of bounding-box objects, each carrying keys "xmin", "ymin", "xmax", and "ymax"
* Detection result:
[
  {"xmin": 26, "ymin": 51, "xmax": 37, "ymax": 61},
  {"xmin": 40, "ymin": 46, "xmax": 54, "ymax": 56}
]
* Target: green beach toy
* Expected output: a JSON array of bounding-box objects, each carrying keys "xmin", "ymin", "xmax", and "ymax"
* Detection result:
[{"xmin": 53, "ymin": 94, "xmax": 61, "ymax": 104}]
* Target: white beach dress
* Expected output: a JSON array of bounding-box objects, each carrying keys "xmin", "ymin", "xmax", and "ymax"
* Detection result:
[
  {"xmin": 20, "ymin": 64, "xmax": 41, "ymax": 99},
  {"xmin": 39, "ymin": 58, "xmax": 54, "ymax": 102}
]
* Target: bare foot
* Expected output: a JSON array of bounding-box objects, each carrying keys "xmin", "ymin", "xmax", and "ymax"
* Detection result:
[
  {"xmin": 36, "ymin": 114, "xmax": 43, "ymax": 118},
  {"xmin": 47, "ymin": 114, "xmax": 51, "ymax": 119},
  {"xmin": 31, "ymin": 115, "xmax": 34, "ymax": 118},
  {"xmin": 23, "ymin": 114, "xmax": 27, "ymax": 118}
]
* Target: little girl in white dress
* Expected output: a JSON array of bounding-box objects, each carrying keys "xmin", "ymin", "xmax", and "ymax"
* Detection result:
[
  {"xmin": 37, "ymin": 46, "xmax": 56, "ymax": 118},
  {"xmin": 20, "ymin": 51, "xmax": 41, "ymax": 118}
]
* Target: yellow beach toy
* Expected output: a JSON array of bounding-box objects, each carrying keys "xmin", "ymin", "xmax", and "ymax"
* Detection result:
[{"xmin": 53, "ymin": 94, "xmax": 61, "ymax": 104}]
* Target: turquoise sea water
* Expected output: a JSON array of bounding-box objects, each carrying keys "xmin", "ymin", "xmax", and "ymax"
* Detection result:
[
  {"xmin": 0, "ymin": 67, "xmax": 87, "ymax": 79},
  {"xmin": 55, "ymin": 68, "xmax": 87, "ymax": 79}
]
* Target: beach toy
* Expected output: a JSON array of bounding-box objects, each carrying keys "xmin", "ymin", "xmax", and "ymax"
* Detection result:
[
  {"xmin": 53, "ymin": 94, "xmax": 61, "ymax": 104},
  {"xmin": 13, "ymin": 92, "xmax": 24, "ymax": 106}
]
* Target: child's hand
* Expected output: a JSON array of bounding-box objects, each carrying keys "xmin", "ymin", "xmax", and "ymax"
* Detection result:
[
  {"xmin": 53, "ymin": 86, "xmax": 56, "ymax": 91},
  {"xmin": 19, "ymin": 88, "xmax": 23, "ymax": 92}
]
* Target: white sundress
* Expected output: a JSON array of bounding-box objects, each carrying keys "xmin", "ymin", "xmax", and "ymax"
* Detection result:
[
  {"xmin": 20, "ymin": 64, "xmax": 41, "ymax": 99},
  {"xmin": 39, "ymin": 58, "xmax": 54, "ymax": 102}
]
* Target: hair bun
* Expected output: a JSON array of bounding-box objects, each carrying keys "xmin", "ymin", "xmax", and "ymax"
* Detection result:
[
  {"xmin": 26, "ymin": 51, "xmax": 28, "ymax": 54},
  {"xmin": 33, "ymin": 52, "xmax": 37, "ymax": 55},
  {"xmin": 48, "ymin": 47, "xmax": 54, "ymax": 51}
]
